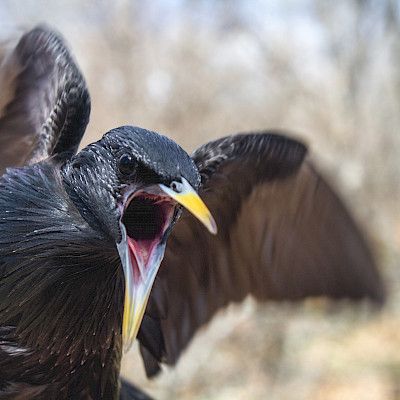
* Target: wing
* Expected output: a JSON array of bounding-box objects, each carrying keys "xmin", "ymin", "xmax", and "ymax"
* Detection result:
[
  {"xmin": 0, "ymin": 25, "xmax": 90, "ymax": 174},
  {"xmin": 137, "ymin": 131, "xmax": 384, "ymax": 376}
]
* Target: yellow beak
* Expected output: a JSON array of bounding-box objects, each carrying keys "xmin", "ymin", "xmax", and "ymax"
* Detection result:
[
  {"xmin": 117, "ymin": 224, "xmax": 166, "ymax": 351},
  {"xmin": 159, "ymin": 177, "xmax": 217, "ymax": 235},
  {"xmin": 117, "ymin": 178, "xmax": 217, "ymax": 351}
]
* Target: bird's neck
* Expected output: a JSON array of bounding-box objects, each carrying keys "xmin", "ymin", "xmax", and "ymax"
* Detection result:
[{"xmin": 0, "ymin": 164, "xmax": 124, "ymax": 399}]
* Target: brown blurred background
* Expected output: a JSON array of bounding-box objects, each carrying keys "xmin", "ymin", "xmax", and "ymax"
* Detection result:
[{"xmin": 1, "ymin": 1, "xmax": 400, "ymax": 399}]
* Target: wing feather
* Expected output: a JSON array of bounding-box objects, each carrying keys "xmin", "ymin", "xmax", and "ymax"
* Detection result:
[
  {"xmin": 0, "ymin": 25, "xmax": 90, "ymax": 174},
  {"xmin": 138, "ymin": 131, "xmax": 384, "ymax": 376}
]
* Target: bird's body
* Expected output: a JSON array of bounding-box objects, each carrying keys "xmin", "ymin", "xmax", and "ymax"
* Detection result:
[
  {"xmin": 0, "ymin": 26, "xmax": 384, "ymax": 399},
  {"xmin": 0, "ymin": 122, "xmax": 205, "ymax": 398},
  {"xmin": 0, "ymin": 162, "xmax": 123, "ymax": 399}
]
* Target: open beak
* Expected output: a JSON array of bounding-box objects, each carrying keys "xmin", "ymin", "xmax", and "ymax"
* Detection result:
[
  {"xmin": 117, "ymin": 179, "xmax": 216, "ymax": 351},
  {"xmin": 117, "ymin": 223, "xmax": 167, "ymax": 351}
]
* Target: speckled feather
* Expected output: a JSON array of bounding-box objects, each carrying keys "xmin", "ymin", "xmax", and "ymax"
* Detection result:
[
  {"xmin": 0, "ymin": 164, "xmax": 124, "ymax": 399},
  {"xmin": 102, "ymin": 126, "xmax": 201, "ymax": 189}
]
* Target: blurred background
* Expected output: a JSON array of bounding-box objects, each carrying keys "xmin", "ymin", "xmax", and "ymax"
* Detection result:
[{"xmin": 1, "ymin": 1, "xmax": 400, "ymax": 399}]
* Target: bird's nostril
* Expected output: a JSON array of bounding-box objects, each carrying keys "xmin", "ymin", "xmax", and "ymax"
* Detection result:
[{"xmin": 170, "ymin": 181, "xmax": 183, "ymax": 193}]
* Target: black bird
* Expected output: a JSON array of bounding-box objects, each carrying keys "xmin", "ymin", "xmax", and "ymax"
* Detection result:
[{"xmin": 0, "ymin": 26, "xmax": 384, "ymax": 400}]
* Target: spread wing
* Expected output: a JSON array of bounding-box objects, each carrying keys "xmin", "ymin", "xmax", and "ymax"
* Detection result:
[
  {"xmin": 0, "ymin": 25, "xmax": 90, "ymax": 174},
  {"xmin": 137, "ymin": 132, "xmax": 384, "ymax": 376}
]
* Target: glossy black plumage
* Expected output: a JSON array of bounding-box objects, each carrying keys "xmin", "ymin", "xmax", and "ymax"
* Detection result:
[
  {"xmin": 0, "ymin": 26, "xmax": 384, "ymax": 400},
  {"xmin": 0, "ymin": 25, "xmax": 90, "ymax": 171}
]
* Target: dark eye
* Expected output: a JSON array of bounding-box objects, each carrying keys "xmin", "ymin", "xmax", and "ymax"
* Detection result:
[{"xmin": 118, "ymin": 154, "xmax": 137, "ymax": 175}]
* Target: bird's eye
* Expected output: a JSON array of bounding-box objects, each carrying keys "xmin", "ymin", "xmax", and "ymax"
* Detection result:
[
  {"xmin": 118, "ymin": 154, "xmax": 137, "ymax": 175},
  {"xmin": 170, "ymin": 181, "xmax": 183, "ymax": 193}
]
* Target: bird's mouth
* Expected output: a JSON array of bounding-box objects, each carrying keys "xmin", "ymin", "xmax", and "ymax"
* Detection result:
[
  {"xmin": 121, "ymin": 193, "xmax": 175, "ymax": 283},
  {"xmin": 117, "ymin": 190, "xmax": 175, "ymax": 350},
  {"xmin": 117, "ymin": 181, "xmax": 217, "ymax": 350}
]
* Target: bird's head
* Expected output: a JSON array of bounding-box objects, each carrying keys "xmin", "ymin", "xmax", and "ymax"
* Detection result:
[{"xmin": 62, "ymin": 126, "xmax": 216, "ymax": 350}]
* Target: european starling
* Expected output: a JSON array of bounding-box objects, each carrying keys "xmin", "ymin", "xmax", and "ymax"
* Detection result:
[{"xmin": 0, "ymin": 26, "xmax": 384, "ymax": 399}]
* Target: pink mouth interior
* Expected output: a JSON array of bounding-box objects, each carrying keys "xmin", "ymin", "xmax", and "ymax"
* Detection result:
[{"xmin": 122, "ymin": 193, "xmax": 175, "ymax": 282}]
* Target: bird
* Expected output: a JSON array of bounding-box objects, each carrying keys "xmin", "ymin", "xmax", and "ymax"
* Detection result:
[{"xmin": 0, "ymin": 26, "xmax": 384, "ymax": 400}]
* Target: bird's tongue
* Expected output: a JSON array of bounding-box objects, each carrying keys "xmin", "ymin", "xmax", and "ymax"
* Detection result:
[
  {"xmin": 117, "ymin": 223, "xmax": 168, "ymax": 350},
  {"xmin": 127, "ymin": 237, "xmax": 159, "ymax": 282}
]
